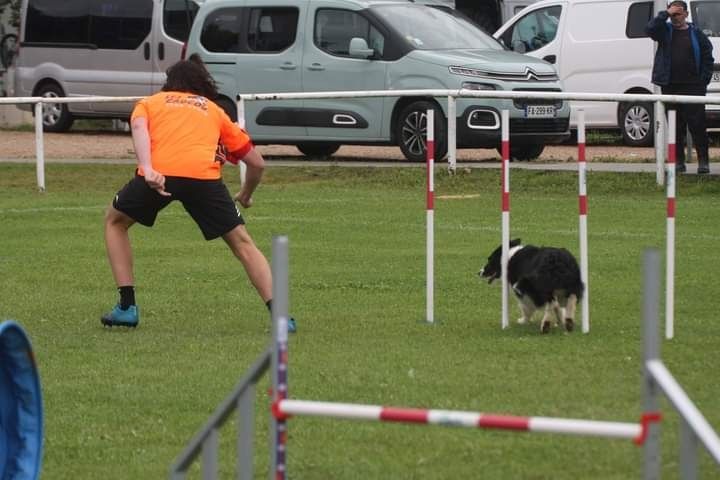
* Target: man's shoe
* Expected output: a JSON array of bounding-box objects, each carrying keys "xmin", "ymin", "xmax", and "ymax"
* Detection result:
[
  {"xmin": 698, "ymin": 164, "xmax": 710, "ymax": 175},
  {"xmin": 675, "ymin": 163, "xmax": 687, "ymax": 173},
  {"xmin": 101, "ymin": 304, "xmax": 139, "ymax": 327},
  {"xmin": 288, "ymin": 317, "xmax": 297, "ymax": 333}
]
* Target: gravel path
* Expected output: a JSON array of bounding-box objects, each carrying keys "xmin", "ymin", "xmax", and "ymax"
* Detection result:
[{"xmin": 0, "ymin": 130, "xmax": 663, "ymax": 162}]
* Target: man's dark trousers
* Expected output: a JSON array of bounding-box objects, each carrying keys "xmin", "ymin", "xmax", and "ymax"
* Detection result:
[{"xmin": 661, "ymin": 83, "xmax": 709, "ymax": 167}]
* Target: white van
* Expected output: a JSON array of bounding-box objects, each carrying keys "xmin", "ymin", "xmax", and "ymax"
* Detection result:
[
  {"xmin": 10, "ymin": 0, "xmax": 203, "ymax": 131},
  {"xmin": 494, "ymin": 0, "xmax": 720, "ymax": 146}
]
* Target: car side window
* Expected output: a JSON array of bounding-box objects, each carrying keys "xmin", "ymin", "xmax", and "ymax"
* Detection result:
[
  {"xmin": 90, "ymin": 0, "xmax": 153, "ymax": 49},
  {"xmin": 25, "ymin": 0, "xmax": 153, "ymax": 48},
  {"xmin": 502, "ymin": 6, "xmax": 561, "ymax": 53},
  {"xmin": 247, "ymin": 8, "xmax": 299, "ymax": 53},
  {"xmin": 314, "ymin": 8, "xmax": 384, "ymax": 57},
  {"xmin": 691, "ymin": 1, "xmax": 720, "ymax": 37},
  {"xmin": 201, "ymin": 8, "xmax": 242, "ymax": 52},
  {"xmin": 25, "ymin": 0, "xmax": 90, "ymax": 44},
  {"xmin": 164, "ymin": 0, "xmax": 201, "ymax": 42},
  {"xmin": 626, "ymin": 2, "xmax": 652, "ymax": 38}
]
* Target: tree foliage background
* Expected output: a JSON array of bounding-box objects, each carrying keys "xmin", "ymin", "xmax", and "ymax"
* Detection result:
[{"xmin": 0, "ymin": 0, "xmax": 20, "ymax": 29}]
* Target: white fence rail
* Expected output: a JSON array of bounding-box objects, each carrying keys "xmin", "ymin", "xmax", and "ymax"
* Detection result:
[{"xmin": 3, "ymin": 89, "xmax": 720, "ymax": 190}]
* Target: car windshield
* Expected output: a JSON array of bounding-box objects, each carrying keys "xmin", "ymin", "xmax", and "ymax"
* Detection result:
[
  {"xmin": 371, "ymin": 4, "xmax": 503, "ymax": 50},
  {"xmin": 692, "ymin": 1, "xmax": 720, "ymax": 37}
]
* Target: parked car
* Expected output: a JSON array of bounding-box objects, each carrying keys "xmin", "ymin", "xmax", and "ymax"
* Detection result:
[
  {"xmin": 494, "ymin": 0, "xmax": 720, "ymax": 146},
  {"xmin": 186, "ymin": 0, "xmax": 570, "ymax": 161},
  {"xmin": 10, "ymin": 0, "xmax": 203, "ymax": 131}
]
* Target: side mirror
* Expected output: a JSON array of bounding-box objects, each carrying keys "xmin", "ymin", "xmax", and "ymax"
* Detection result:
[{"xmin": 349, "ymin": 37, "xmax": 374, "ymax": 59}]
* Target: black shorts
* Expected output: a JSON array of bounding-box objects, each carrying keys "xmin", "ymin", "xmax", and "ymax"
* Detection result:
[{"xmin": 112, "ymin": 174, "xmax": 245, "ymax": 240}]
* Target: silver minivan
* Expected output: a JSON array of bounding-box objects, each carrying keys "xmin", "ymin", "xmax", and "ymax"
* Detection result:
[
  {"xmin": 186, "ymin": 0, "xmax": 571, "ymax": 161},
  {"xmin": 11, "ymin": 0, "xmax": 202, "ymax": 131}
]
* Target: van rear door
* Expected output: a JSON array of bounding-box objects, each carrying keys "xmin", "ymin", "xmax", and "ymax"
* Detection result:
[
  {"xmin": 85, "ymin": 0, "xmax": 155, "ymax": 113},
  {"xmin": 151, "ymin": 0, "xmax": 202, "ymax": 91}
]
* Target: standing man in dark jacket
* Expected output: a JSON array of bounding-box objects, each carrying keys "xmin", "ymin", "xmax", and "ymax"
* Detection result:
[{"xmin": 646, "ymin": 0, "xmax": 714, "ymax": 174}]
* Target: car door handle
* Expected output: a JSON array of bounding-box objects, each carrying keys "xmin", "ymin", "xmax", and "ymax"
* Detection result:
[
  {"xmin": 308, "ymin": 63, "xmax": 325, "ymax": 71},
  {"xmin": 543, "ymin": 55, "xmax": 556, "ymax": 64},
  {"xmin": 280, "ymin": 62, "xmax": 297, "ymax": 70},
  {"xmin": 158, "ymin": 42, "xmax": 165, "ymax": 61},
  {"xmin": 144, "ymin": 42, "xmax": 150, "ymax": 60}
]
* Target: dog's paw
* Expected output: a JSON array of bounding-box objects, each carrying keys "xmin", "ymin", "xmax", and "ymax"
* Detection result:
[
  {"xmin": 565, "ymin": 318, "xmax": 574, "ymax": 332},
  {"xmin": 541, "ymin": 320, "xmax": 551, "ymax": 334}
]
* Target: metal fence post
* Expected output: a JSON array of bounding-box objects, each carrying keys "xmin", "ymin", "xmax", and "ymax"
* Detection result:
[
  {"xmin": 201, "ymin": 428, "xmax": 219, "ymax": 480},
  {"xmin": 447, "ymin": 95, "xmax": 456, "ymax": 173},
  {"xmin": 270, "ymin": 236, "xmax": 289, "ymax": 480},
  {"xmin": 237, "ymin": 385, "xmax": 255, "ymax": 480},
  {"xmin": 654, "ymin": 100, "xmax": 666, "ymax": 186},
  {"xmin": 643, "ymin": 248, "xmax": 661, "ymax": 480},
  {"xmin": 680, "ymin": 418, "xmax": 699, "ymax": 480},
  {"xmin": 33, "ymin": 101, "xmax": 45, "ymax": 192}
]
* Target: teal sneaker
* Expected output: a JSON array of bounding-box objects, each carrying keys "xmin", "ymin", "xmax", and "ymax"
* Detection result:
[
  {"xmin": 101, "ymin": 304, "xmax": 139, "ymax": 328},
  {"xmin": 288, "ymin": 317, "xmax": 297, "ymax": 334}
]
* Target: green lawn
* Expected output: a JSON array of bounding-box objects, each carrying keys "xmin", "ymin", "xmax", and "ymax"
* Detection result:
[{"xmin": 1, "ymin": 163, "xmax": 719, "ymax": 479}]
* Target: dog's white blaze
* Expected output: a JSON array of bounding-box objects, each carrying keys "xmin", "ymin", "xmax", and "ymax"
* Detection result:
[{"xmin": 508, "ymin": 245, "xmax": 523, "ymax": 260}]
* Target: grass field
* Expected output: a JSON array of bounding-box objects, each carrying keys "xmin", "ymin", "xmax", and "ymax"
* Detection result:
[{"xmin": 1, "ymin": 162, "xmax": 719, "ymax": 479}]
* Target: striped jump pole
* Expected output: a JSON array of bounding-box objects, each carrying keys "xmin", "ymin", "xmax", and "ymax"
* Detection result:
[
  {"xmin": 501, "ymin": 109, "xmax": 511, "ymax": 330},
  {"xmin": 426, "ymin": 109, "xmax": 435, "ymax": 324},
  {"xmin": 273, "ymin": 399, "xmax": 660, "ymax": 445},
  {"xmin": 666, "ymin": 110, "xmax": 676, "ymax": 340},
  {"xmin": 577, "ymin": 110, "xmax": 590, "ymax": 334}
]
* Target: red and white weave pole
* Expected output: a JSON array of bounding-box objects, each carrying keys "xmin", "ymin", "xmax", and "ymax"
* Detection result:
[
  {"xmin": 501, "ymin": 110, "xmax": 511, "ymax": 330},
  {"xmin": 426, "ymin": 109, "xmax": 435, "ymax": 324},
  {"xmin": 274, "ymin": 399, "xmax": 660, "ymax": 445},
  {"xmin": 666, "ymin": 110, "xmax": 676, "ymax": 340},
  {"xmin": 577, "ymin": 110, "xmax": 590, "ymax": 334}
]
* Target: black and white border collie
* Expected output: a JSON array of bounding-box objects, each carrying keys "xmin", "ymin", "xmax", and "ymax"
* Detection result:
[{"xmin": 479, "ymin": 239, "xmax": 585, "ymax": 334}]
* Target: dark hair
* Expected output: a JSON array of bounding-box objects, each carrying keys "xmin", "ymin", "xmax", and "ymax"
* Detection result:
[
  {"xmin": 162, "ymin": 54, "xmax": 218, "ymax": 99},
  {"xmin": 669, "ymin": 0, "xmax": 688, "ymax": 11}
]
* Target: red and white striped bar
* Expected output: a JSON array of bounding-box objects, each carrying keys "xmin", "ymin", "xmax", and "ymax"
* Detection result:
[
  {"xmin": 577, "ymin": 110, "xmax": 590, "ymax": 334},
  {"xmin": 426, "ymin": 109, "xmax": 435, "ymax": 324},
  {"xmin": 666, "ymin": 110, "xmax": 676, "ymax": 340},
  {"xmin": 274, "ymin": 399, "xmax": 659, "ymax": 444},
  {"xmin": 500, "ymin": 109, "xmax": 511, "ymax": 330}
]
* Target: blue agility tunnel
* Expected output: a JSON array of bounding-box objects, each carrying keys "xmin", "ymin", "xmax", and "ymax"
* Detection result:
[{"xmin": 0, "ymin": 321, "xmax": 43, "ymax": 480}]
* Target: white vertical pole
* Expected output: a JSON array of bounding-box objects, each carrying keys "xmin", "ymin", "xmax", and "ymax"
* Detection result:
[
  {"xmin": 447, "ymin": 95, "xmax": 456, "ymax": 173},
  {"xmin": 577, "ymin": 110, "xmax": 590, "ymax": 334},
  {"xmin": 426, "ymin": 109, "xmax": 435, "ymax": 324},
  {"xmin": 34, "ymin": 102, "xmax": 45, "ymax": 192},
  {"xmin": 236, "ymin": 97, "xmax": 247, "ymax": 185},
  {"xmin": 666, "ymin": 110, "xmax": 676, "ymax": 340},
  {"xmin": 655, "ymin": 101, "xmax": 666, "ymax": 186},
  {"xmin": 501, "ymin": 110, "xmax": 510, "ymax": 330}
]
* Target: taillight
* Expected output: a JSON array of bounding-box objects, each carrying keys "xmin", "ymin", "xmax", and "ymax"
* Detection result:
[{"xmin": 181, "ymin": 42, "xmax": 187, "ymax": 60}]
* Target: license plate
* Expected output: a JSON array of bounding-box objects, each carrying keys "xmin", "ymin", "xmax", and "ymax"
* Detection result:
[
  {"xmin": 525, "ymin": 105, "xmax": 556, "ymax": 118},
  {"xmin": 712, "ymin": 72, "xmax": 720, "ymax": 83}
]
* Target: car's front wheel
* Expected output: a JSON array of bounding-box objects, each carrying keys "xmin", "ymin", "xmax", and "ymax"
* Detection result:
[
  {"xmin": 36, "ymin": 83, "xmax": 74, "ymax": 132},
  {"xmin": 395, "ymin": 100, "xmax": 447, "ymax": 162}
]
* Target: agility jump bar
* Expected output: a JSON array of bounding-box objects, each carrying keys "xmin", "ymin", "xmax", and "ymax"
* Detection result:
[{"xmin": 272, "ymin": 399, "xmax": 660, "ymax": 445}]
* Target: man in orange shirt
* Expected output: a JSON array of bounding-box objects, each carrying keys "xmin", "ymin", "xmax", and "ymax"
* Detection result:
[{"xmin": 101, "ymin": 55, "xmax": 296, "ymax": 332}]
